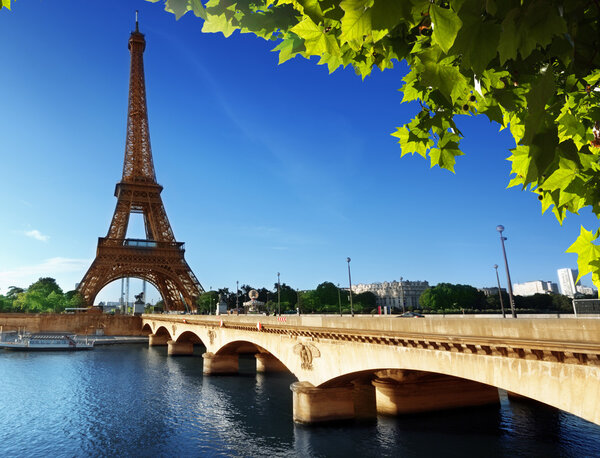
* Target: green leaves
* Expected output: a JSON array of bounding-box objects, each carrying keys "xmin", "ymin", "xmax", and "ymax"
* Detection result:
[
  {"xmin": 339, "ymin": 0, "xmax": 372, "ymax": 48},
  {"xmin": 414, "ymin": 47, "xmax": 469, "ymax": 105},
  {"xmin": 146, "ymin": 0, "xmax": 206, "ymax": 20},
  {"xmin": 0, "ymin": 0, "xmax": 11, "ymax": 10},
  {"xmin": 567, "ymin": 227, "xmax": 600, "ymax": 285},
  {"xmin": 429, "ymin": 4, "xmax": 462, "ymax": 54},
  {"xmin": 147, "ymin": 0, "xmax": 600, "ymax": 292},
  {"xmin": 290, "ymin": 16, "xmax": 340, "ymax": 56},
  {"xmin": 498, "ymin": 1, "xmax": 567, "ymax": 64},
  {"xmin": 272, "ymin": 33, "xmax": 305, "ymax": 64}
]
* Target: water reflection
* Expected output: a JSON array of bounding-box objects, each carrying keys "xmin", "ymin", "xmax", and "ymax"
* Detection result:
[{"xmin": 1, "ymin": 346, "xmax": 599, "ymax": 457}]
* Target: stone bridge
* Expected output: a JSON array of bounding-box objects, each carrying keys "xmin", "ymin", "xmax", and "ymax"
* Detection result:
[{"xmin": 141, "ymin": 314, "xmax": 600, "ymax": 426}]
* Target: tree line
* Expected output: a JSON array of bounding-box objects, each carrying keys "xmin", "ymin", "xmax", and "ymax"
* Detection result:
[
  {"xmin": 0, "ymin": 278, "xmax": 83, "ymax": 313},
  {"xmin": 1, "ymin": 278, "xmax": 584, "ymax": 315},
  {"xmin": 418, "ymin": 283, "xmax": 580, "ymax": 314},
  {"xmin": 192, "ymin": 281, "xmax": 377, "ymax": 315}
]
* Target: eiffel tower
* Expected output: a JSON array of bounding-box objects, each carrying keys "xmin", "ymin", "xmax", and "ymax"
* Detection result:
[{"xmin": 78, "ymin": 20, "xmax": 203, "ymax": 312}]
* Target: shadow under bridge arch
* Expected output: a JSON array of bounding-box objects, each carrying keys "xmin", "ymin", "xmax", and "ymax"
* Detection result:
[{"xmin": 207, "ymin": 340, "xmax": 292, "ymax": 375}]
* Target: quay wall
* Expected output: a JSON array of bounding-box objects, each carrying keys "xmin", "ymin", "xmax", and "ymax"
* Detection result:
[{"xmin": 0, "ymin": 313, "xmax": 144, "ymax": 335}]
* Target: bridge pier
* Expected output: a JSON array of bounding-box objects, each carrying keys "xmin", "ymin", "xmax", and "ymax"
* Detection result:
[
  {"xmin": 167, "ymin": 340, "xmax": 194, "ymax": 356},
  {"xmin": 291, "ymin": 382, "xmax": 355, "ymax": 424},
  {"xmin": 372, "ymin": 372, "xmax": 499, "ymax": 415},
  {"xmin": 255, "ymin": 354, "xmax": 288, "ymax": 373},
  {"xmin": 202, "ymin": 352, "xmax": 238, "ymax": 375},
  {"xmin": 148, "ymin": 333, "xmax": 169, "ymax": 346},
  {"xmin": 352, "ymin": 379, "xmax": 377, "ymax": 421}
]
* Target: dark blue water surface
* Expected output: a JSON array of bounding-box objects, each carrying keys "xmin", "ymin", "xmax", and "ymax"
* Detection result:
[{"xmin": 1, "ymin": 345, "xmax": 599, "ymax": 457}]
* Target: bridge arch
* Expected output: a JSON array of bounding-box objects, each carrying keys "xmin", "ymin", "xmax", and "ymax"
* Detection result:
[{"xmin": 175, "ymin": 330, "xmax": 204, "ymax": 346}]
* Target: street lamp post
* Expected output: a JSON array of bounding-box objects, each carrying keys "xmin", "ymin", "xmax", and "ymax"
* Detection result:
[
  {"xmin": 493, "ymin": 265, "xmax": 506, "ymax": 318},
  {"xmin": 347, "ymin": 257, "xmax": 354, "ymax": 317},
  {"xmin": 399, "ymin": 276, "xmax": 405, "ymax": 313},
  {"xmin": 277, "ymin": 272, "xmax": 281, "ymax": 316},
  {"xmin": 236, "ymin": 281, "xmax": 239, "ymax": 312},
  {"xmin": 496, "ymin": 225, "xmax": 517, "ymax": 318},
  {"xmin": 209, "ymin": 286, "xmax": 212, "ymax": 315},
  {"xmin": 337, "ymin": 283, "xmax": 342, "ymax": 316}
]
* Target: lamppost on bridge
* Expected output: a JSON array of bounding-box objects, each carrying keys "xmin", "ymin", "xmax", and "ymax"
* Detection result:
[
  {"xmin": 347, "ymin": 257, "xmax": 354, "ymax": 317},
  {"xmin": 277, "ymin": 272, "xmax": 281, "ymax": 316},
  {"xmin": 496, "ymin": 225, "xmax": 517, "ymax": 318},
  {"xmin": 209, "ymin": 286, "xmax": 212, "ymax": 315},
  {"xmin": 236, "ymin": 281, "xmax": 239, "ymax": 312},
  {"xmin": 337, "ymin": 283, "xmax": 342, "ymax": 316},
  {"xmin": 492, "ymin": 265, "xmax": 506, "ymax": 318}
]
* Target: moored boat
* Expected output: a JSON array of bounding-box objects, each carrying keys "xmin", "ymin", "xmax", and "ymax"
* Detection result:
[{"xmin": 0, "ymin": 333, "xmax": 95, "ymax": 351}]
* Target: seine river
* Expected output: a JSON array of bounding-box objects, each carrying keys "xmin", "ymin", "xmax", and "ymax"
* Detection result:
[{"xmin": 1, "ymin": 344, "xmax": 599, "ymax": 457}]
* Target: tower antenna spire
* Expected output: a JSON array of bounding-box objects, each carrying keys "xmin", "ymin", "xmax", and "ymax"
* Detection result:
[{"xmin": 135, "ymin": 10, "xmax": 139, "ymax": 32}]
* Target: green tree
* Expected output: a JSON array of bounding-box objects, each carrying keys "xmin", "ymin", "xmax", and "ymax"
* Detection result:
[
  {"xmin": 354, "ymin": 291, "xmax": 377, "ymax": 310},
  {"xmin": 28, "ymin": 277, "xmax": 63, "ymax": 298},
  {"xmin": 148, "ymin": 0, "xmax": 600, "ymax": 291},
  {"xmin": 485, "ymin": 290, "xmax": 510, "ymax": 312},
  {"xmin": 0, "ymin": 294, "xmax": 11, "ymax": 312},
  {"xmin": 273, "ymin": 282, "xmax": 298, "ymax": 311},
  {"xmin": 64, "ymin": 290, "xmax": 84, "ymax": 308},
  {"xmin": 196, "ymin": 290, "xmax": 219, "ymax": 314},
  {"xmin": 419, "ymin": 283, "xmax": 486, "ymax": 311},
  {"xmin": 6, "ymin": 286, "xmax": 24, "ymax": 301},
  {"xmin": 552, "ymin": 293, "xmax": 573, "ymax": 313},
  {"xmin": 314, "ymin": 281, "xmax": 341, "ymax": 307}
]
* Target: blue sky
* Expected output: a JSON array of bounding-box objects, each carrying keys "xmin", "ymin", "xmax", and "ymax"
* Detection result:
[{"xmin": 0, "ymin": 0, "xmax": 597, "ymax": 303}]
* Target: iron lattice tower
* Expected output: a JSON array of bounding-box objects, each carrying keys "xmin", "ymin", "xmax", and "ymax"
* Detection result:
[{"xmin": 78, "ymin": 22, "xmax": 203, "ymax": 311}]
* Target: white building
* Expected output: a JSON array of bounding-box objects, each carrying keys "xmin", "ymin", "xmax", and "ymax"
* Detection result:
[
  {"xmin": 352, "ymin": 278, "xmax": 429, "ymax": 310},
  {"xmin": 576, "ymin": 285, "xmax": 596, "ymax": 296},
  {"xmin": 479, "ymin": 287, "xmax": 506, "ymax": 296},
  {"xmin": 557, "ymin": 268, "xmax": 579, "ymax": 297},
  {"xmin": 512, "ymin": 280, "xmax": 558, "ymax": 297}
]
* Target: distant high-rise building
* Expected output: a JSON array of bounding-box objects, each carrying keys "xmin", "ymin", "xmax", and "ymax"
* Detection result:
[
  {"xmin": 512, "ymin": 280, "xmax": 558, "ymax": 297},
  {"xmin": 557, "ymin": 268, "xmax": 579, "ymax": 297}
]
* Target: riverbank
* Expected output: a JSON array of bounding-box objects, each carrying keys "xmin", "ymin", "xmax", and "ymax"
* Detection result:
[
  {"xmin": 0, "ymin": 313, "xmax": 144, "ymax": 336},
  {"xmin": 91, "ymin": 335, "xmax": 148, "ymax": 345}
]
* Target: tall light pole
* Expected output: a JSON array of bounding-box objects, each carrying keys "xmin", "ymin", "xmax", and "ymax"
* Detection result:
[
  {"xmin": 496, "ymin": 225, "xmax": 517, "ymax": 318},
  {"xmin": 337, "ymin": 283, "xmax": 342, "ymax": 316},
  {"xmin": 493, "ymin": 265, "xmax": 506, "ymax": 318},
  {"xmin": 277, "ymin": 272, "xmax": 281, "ymax": 316},
  {"xmin": 347, "ymin": 257, "xmax": 354, "ymax": 317},
  {"xmin": 209, "ymin": 286, "xmax": 212, "ymax": 315},
  {"xmin": 236, "ymin": 280, "xmax": 239, "ymax": 312},
  {"xmin": 399, "ymin": 276, "xmax": 405, "ymax": 313}
]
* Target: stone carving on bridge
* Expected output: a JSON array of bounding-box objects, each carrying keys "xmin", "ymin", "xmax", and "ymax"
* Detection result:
[
  {"xmin": 208, "ymin": 330, "xmax": 216, "ymax": 345},
  {"xmin": 172, "ymin": 325, "xmax": 177, "ymax": 336},
  {"xmin": 293, "ymin": 343, "xmax": 320, "ymax": 370}
]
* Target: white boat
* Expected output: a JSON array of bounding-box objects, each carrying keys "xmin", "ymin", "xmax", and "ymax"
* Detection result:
[{"xmin": 0, "ymin": 333, "xmax": 95, "ymax": 351}]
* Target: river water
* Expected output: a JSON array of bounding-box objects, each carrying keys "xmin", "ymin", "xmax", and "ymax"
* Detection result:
[{"xmin": 0, "ymin": 344, "xmax": 598, "ymax": 457}]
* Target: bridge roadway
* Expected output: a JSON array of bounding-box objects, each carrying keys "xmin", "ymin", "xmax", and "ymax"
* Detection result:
[{"xmin": 141, "ymin": 314, "xmax": 600, "ymax": 426}]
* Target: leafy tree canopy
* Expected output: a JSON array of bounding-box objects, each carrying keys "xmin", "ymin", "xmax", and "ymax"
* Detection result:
[
  {"xmin": 145, "ymin": 0, "xmax": 600, "ymax": 290},
  {"xmin": 419, "ymin": 282, "xmax": 486, "ymax": 310}
]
